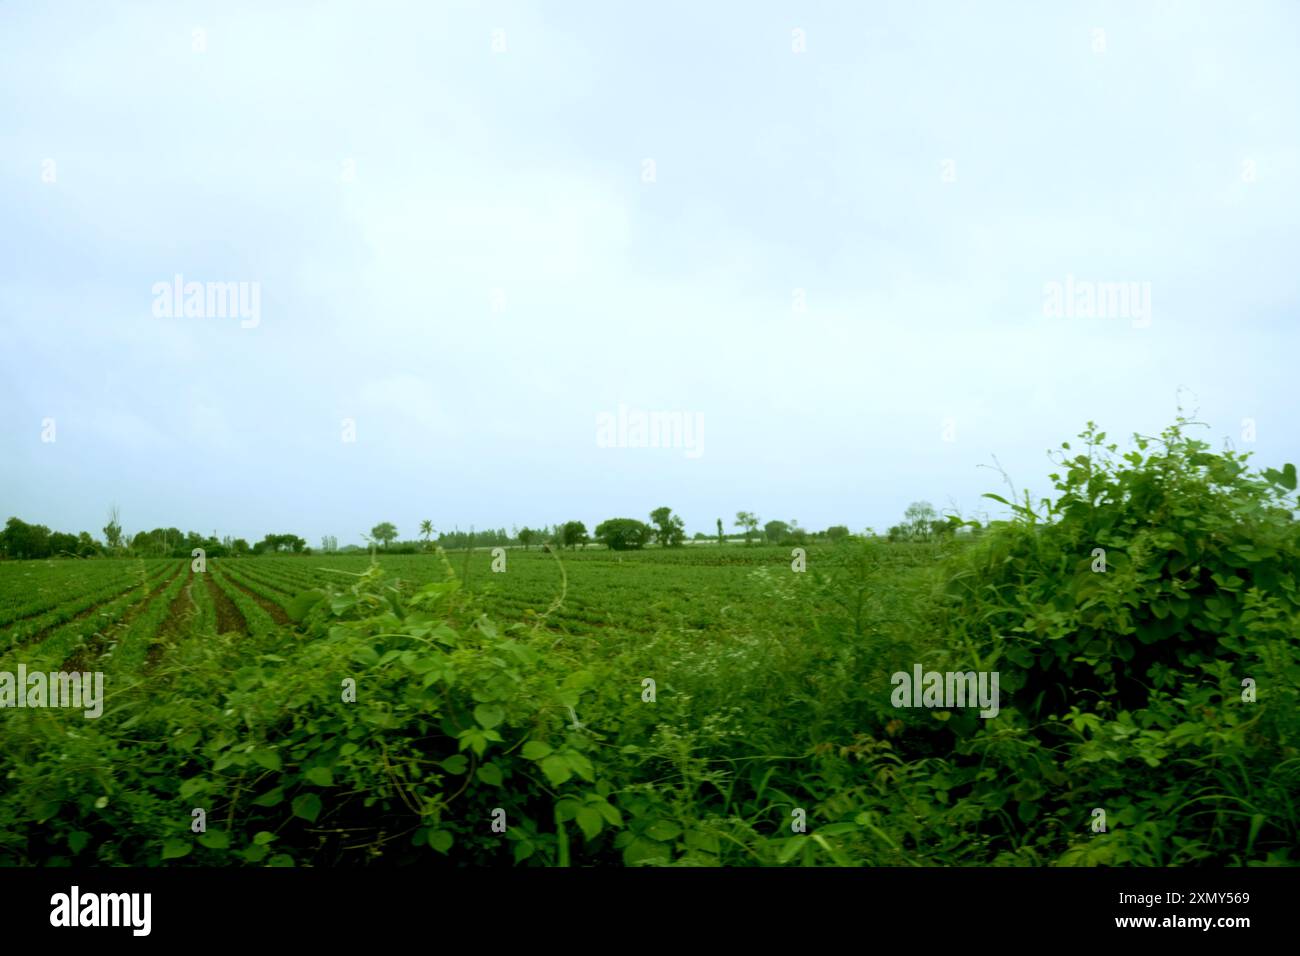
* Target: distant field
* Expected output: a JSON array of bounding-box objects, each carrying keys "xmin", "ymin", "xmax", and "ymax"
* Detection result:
[{"xmin": 0, "ymin": 544, "xmax": 937, "ymax": 669}]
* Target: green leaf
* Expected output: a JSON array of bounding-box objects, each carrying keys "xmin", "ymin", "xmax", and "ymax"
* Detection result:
[
  {"xmin": 476, "ymin": 763, "xmax": 504, "ymax": 787},
  {"xmin": 427, "ymin": 829, "xmax": 454, "ymax": 853},
  {"xmin": 286, "ymin": 590, "xmax": 325, "ymax": 623},
  {"xmin": 575, "ymin": 807, "xmax": 603, "ymax": 841},
  {"xmin": 554, "ymin": 798, "xmax": 581, "ymax": 823},
  {"xmin": 250, "ymin": 749, "xmax": 282, "ymax": 771},
  {"xmin": 684, "ymin": 829, "xmax": 719, "ymax": 854},
  {"xmin": 438, "ymin": 755, "xmax": 468, "ymax": 775},
  {"xmin": 541, "ymin": 754, "xmax": 573, "ymax": 786},
  {"xmin": 67, "ymin": 831, "xmax": 90, "ymax": 854},
  {"xmin": 250, "ymin": 787, "xmax": 284, "ymax": 807},
  {"xmin": 645, "ymin": 820, "xmax": 681, "ymax": 842},
  {"xmin": 291, "ymin": 793, "xmax": 322, "ymax": 823},
  {"xmin": 474, "ymin": 704, "xmax": 505, "ymax": 729},
  {"xmin": 521, "ymin": 740, "xmax": 552, "ymax": 760},
  {"xmin": 197, "ymin": 830, "xmax": 230, "ymax": 850},
  {"xmin": 623, "ymin": 838, "xmax": 669, "ymax": 866},
  {"xmin": 267, "ymin": 854, "xmax": 295, "ymax": 867},
  {"xmin": 253, "ymin": 831, "xmax": 277, "ymax": 845},
  {"xmin": 161, "ymin": 838, "xmax": 192, "ymax": 860},
  {"xmin": 243, "ymin": 844, "xmax": 269, "ymax": 863},
  {"xmin": 777, "ymin": 837, "xmax": 805, "ymax": 863},
  {"xmin": 304, "ymin": 767, "xmax": 334, "ymax": 787},
  {"xmin": 816, "ymin": 822, "xmax": 859, "ymax": 837},
  {"xmin": 594, "ymin": 800, "xmax": 623, "ymax": 827},
  {"xmin": 562, "ymin": 670, "xmax": 595, "ymax": 690},
  {"xmin": 1247, "ymin": 813, "xmax": 1266, "ymax": 854},
  {"xmin": 566, "ymin": 750, "xmax": 595, "ymax": 782}
]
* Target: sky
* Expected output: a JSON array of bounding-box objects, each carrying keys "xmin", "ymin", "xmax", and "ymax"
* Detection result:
[{"xmin": 2, "ymin": 0, "xmax": 1298, "ymax": 546}]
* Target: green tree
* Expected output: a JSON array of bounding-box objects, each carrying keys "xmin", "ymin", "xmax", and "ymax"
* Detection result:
[
  {"xmin": 518, "ymin": 528, "xmax": 536, "ymax": 551},
  {"xmin": 48, "ymin": 531, "xmax": 79, "ymax": 556},
  {"xmin": 1, "ymin": 518, "xmax": 51, "ymax": 559},
  {"xmin": 371, "ymin": 522, "xmax": 398, "ymax": 550},
  {"xmin": 903, "ymin": 501, "xmax": 937, "ymax": 540},
  {"xmin": 419, "ymin": 520, "xmax": 434, "ymax": 548},
  {"xmin": 763, "ymin": 519, "xmax": 790, "ymax": 543},
  {"xmin": 716, "ymin": 517, "xmax": 724, "ymax": 545},
  {"xmin": 103, "ymin": 506, "xmax": 123, "ymax": 553},
  {"xmin": 594, "ymin": 518, "xmax": 653, "ymax": 551},
  {"xmin": 735, "ymin": 511, "xmax": 760, "ymax": 545},
  {"xmin": 76, "ymin": 531, "xmax": 99, "ymax": 557},
  {"xmin": 255, "ymin": 533, "xmax": 307, "ymax": 554},
  {"xmin": 560, "ymin": 521, "xmax": 589, "ymax": 550},
  {"xmin": 649, "ymin": 507, "xmax": 686, "ymax": 547}
]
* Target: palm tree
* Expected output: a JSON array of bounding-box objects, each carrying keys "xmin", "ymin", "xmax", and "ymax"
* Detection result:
[{"xmin": 419, "ymin": 520, "xmax": 434, "ymax": 550}]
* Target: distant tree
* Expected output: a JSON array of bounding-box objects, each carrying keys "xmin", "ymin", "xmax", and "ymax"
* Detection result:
[
  {"xmin": 254, "ymin": 533, "xmax": 307, "ymax": 554},
  {"xmin": 903, "ymin": 501, "xmax": 937, "ymax": 540},
  {"xmin": 763, "ymin": 519, "xmax": 790, "ymax": 543},
  {"xmin": 716, "ymin": 518, "xmax": 724, "ymax": 546},
  {"xmin": 76, "ymin": 531, "xmax": 99, "ymax": 557},
  {"xmin": 1, "ymin": 518, "xmax": 52, "ymax": 559},
  {"xmin": 825, "ymin": 525, "xmax": 850, "ymax": 542},
  {"xmin": 649, "ymin": 507, "xmax": 686, "ymax": 547},
  {"xmin": 518, "ymin": 528, "xmax": 536, "ymax": 551},
  {"xmin": 594, "ymin": 518, "xmax": 653, "ymax": 551},
  {"xmin": 103, "ymin": 506, "xmax": 123, "ymax": 553},
  {"xmin": 929, "ymin": 516, "xmax": 956, "ymax": 539},
  {"xmin": 735, "ymin": 511, "xmax": 760, "ymax": 545},
  {"xmin": 48, "ymin": 531, "xmax": 79, "ymax": 556},
  {"xmin": 419, "ymin": 520, "xmax": 434, "ymax": 549},
  {"xmin": 231, "ymin": 538, "xmax": 251, "ymax": 556},
  {"xmin": 560, "ymin": 521, "xmax": 589, "ymax": 550},
  {"xmin": 371, "ymin": 522, "xmax": 398, "ymax": 550}
]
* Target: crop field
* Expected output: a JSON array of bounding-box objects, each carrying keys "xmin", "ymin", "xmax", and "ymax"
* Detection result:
[
  {"xmin": 1, "ymin": 427, "xmax": 1298, "ymax": 869},
  {"xmin": 0, "ymin": 541, "xmax": 954, "ymax": 866}
]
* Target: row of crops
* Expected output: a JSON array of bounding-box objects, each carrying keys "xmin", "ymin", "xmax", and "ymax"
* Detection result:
[
  {"xmin": 200, "ymin": 545, "xmax": 869, "ymax": 640},
  {"xmin": 0, "ymin": 544, "xmax": 842, "ymax": 680}
]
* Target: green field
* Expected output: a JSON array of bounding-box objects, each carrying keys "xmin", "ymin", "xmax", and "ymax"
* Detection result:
[{"xmin": 1, "ymin": 424, "xmax": 1298, "ymax": 867}]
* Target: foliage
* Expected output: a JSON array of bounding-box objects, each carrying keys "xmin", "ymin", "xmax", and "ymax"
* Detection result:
[
  {"xmin": 0, "ymin": 419, "xmax": 1295, "ymax": 868},
  {"xmin": 594, "ymin": 518, "xmax": 653, "ymax": 551},
  {"xmin": 735, "ymin": 511, "xmax": 760, "ymax": 545},
  {"xmin": 649, "ymin": 508, "xmax": 685, "ymax": 548},
  {"xmin": 558, "ymin": 521, "xmax": 589, "ymax": 550}
]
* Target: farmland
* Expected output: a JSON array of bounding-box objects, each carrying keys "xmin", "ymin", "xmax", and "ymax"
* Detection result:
[{"xmin": 1, "ymin": 422, "xmax": 1298, "ymax": 868}]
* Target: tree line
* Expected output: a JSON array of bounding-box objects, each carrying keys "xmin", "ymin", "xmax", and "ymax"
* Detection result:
[{"xmin": 0, "ymin": 502, "xmax": 972, "ymax": 561}]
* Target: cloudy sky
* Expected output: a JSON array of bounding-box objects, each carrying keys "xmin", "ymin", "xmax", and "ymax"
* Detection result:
[{"xmin": 2, "ymin": 1, "xmax": 1297, "ymax": 545}]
